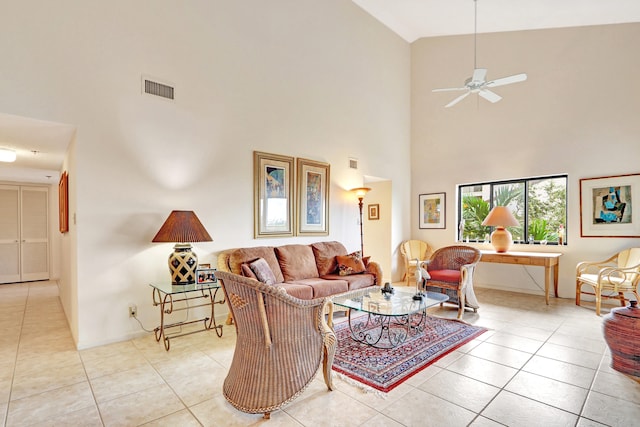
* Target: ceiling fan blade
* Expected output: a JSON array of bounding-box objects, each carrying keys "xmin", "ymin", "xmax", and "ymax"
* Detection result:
[
  {"xmin": 486, "ymin": 73, "xmax": 528, "ymax": 88},
  {"xmin": 445, "ymin": 91, "xmax": 471, "ymax": 108},
  {"xmin": 472, "ymin": 68, "xmax": 487, "ymax": 82},
  {"xmin": 478, "ymin": 89, "xmax": 502, "ymax": 103},
  {"xmin": 432, "ymin": 87, "xmax": 467, "ymax": 92}
]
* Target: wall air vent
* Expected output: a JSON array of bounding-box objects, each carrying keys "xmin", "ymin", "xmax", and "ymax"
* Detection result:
[
  {"xmin": 142, "ymin": 75, "xmax": 174, "ymax": 100},
  {"xmin": 349, "ymin": 158, "xmax": 358, "ymax": 170}
]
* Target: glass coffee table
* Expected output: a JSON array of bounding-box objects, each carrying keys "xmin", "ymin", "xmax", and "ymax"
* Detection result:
[{"xmin": 331, "ymin": 286, "xmax": 449, "ymax": 349}]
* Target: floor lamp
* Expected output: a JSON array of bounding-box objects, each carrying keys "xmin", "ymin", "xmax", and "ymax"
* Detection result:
[{"xmin": 350, "ymin": 187, "xmax": 371, "ymax": 256}]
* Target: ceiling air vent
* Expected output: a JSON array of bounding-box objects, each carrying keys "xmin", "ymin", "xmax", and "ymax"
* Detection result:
[{"xmin": 142, "ymin": 76, "xmax": 174, "ymax": 100}]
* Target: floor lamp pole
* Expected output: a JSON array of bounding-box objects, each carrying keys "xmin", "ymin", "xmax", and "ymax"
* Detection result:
[
  {"xmin": 350, "ymin": 187, "xmax": 371, "ymax": 257},
  {"xmin": 357, "ymin": 196, "xmax": 365, "ymax": 256}
]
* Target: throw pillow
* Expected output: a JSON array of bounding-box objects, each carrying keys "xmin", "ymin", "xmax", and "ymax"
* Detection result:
[
  {"xmin": 240, "ymin": 263, "xmax": 257, "ymax": 280},
  {"xmin": 249, "ymin": 258, "xmax": 277, "ymax": 285},
  {"xmin": 336, "ymin": 251, "xmax": 366, "ymax": 276}
]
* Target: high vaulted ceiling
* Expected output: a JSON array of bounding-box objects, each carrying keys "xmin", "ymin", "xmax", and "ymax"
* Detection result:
[{"xmin": 353, "ymin": 0, "xmax": 640, "ymax": 42}]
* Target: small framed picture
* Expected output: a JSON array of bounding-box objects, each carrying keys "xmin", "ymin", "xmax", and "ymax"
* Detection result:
[
  {"xmin": 196, "ymin": 268, "xmax": 217, "ymax": 284},
  {"xmin": 419, "ymin": 192, "xmax": 446, "ymax": 229},
  {"xmin": 368, "ymin": 204, "xmax": 380, "ymax": 220},
  {"xmin": 198, "ymin": 263, "xmax": 211, "ymax": 269}
]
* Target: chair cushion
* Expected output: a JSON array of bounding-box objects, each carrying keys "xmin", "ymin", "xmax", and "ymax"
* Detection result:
[
  {"xmin": 249, "ymin": 258, "xmax": 277, "ymax": 285},
  {"xmin": 275, "ymin": 244, "xmax": 320, "ymax": 281},
  {"xmin": 336, "ymin": 252, "xmax": 366, "ymax": 276},
  {"xmin": 428, "ymin": 269, "xmax": 461, "ymax": 283}
]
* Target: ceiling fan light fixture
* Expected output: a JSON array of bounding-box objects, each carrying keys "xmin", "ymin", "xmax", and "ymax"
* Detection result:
[{"xmin": 0, "ymin": 148, "xmax": 17, "ymax": 162}]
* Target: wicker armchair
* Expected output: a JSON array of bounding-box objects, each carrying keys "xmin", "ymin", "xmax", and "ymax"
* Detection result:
[
  {"xmin": 215, "ymin": 271, "xmax": 336, "ymax": 419},
  {"xmin": 422, "ymin": 245, "xmax": 481, "ymax": 319},
  {"xmin": 576, "ymin": 248, "xmax": 640, "ymax": 316},
  {"xmin": 400, "ymin": 240, "xmax": 434, "ymax": 287}
]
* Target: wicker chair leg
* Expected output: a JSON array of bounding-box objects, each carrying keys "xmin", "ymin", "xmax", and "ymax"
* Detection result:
[
  {"xmin": 576, "ymin": 280, "xmax": 582, "ymax": 306},
  {"xmin": 323, "ymin": 345, "xmax": 335, "ymax": 390},
  {"xmin": 457, "ymin": 289, "xmax": 465, "ymax": 319},
  {"xmin": 263, "ymin": 412, "xmax": 270, "ymax": 420}
]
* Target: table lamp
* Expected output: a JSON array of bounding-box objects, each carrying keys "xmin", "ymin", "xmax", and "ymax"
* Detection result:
[
  {"xmin": 152, "ymin": 210, "xmax": 212, "ymax": 284},
  {"xmin": 481, "ymin": 206, "xmax": 519, "ymax": 253}
]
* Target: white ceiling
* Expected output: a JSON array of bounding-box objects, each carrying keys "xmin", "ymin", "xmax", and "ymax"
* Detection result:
[
  {"xmin": 352, "ymin": 0, "xmax": 640, "ymax": 42},
  {"xmin": 0, "ymin": 113, "xmax": 75, "ymax": 184}
]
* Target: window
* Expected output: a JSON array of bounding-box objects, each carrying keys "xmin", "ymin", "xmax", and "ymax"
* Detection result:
[{"xmin": 458, "ymin": 175, "xmax": 567, "ymax": 245}]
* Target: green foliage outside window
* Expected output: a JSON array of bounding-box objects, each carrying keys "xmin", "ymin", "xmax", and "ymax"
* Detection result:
[{"xmin": 459, "ymin": 175, "xmax": 567, "ymax": 244}]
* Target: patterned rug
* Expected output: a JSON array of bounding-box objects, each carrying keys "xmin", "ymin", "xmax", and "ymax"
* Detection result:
[{"xmin": 332, "ymin": 315, "xmax": 487, "ymax": 392}]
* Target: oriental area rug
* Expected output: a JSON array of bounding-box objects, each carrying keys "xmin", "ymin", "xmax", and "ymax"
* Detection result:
[{"xmin": 331, "ymin": 316, "xmax": 487, "ymax": 392}]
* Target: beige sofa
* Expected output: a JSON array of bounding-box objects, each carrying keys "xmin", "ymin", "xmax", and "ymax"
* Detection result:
[{"xmin": 217, "ymin": 241, "xmax": 382, "ymax": 301}]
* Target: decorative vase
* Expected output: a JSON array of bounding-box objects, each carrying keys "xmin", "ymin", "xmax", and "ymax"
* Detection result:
[{"xmin": 603, "ymin": 300, "xmax": 640, "ymax": 377}]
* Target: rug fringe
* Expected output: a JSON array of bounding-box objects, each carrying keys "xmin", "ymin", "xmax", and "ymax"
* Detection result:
[{"xmin": 333, "ymin": 372, "xmax": 387, "ymax": 399}]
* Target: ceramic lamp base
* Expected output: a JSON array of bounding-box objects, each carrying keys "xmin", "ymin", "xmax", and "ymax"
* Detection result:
[
  {"xmin": 490, "ymin": 227, "xmax": 513, "ymax": 253},
  {"xmin": 169, "ymin": 244, "xmax": 198, "ymax": 284}
]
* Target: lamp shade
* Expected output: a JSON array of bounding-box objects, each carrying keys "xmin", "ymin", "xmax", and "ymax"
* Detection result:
[
  {"xmin": 482, "ymin": 206, "xmax": 519, "ymax": 253},
  {"xmin": 152, "ymin": 210, "xmax": 212, "ymax": 284},
  {"xmin": 481, "ymin": 206, "xmax": 519, "ymax": 227},
  {"xmin": 350, "ymin": 187, "xmax": 371, "ymax": 199},
  {"xmin": 152, "ymin": 210, "xmax": 212, "ymax": 243}
]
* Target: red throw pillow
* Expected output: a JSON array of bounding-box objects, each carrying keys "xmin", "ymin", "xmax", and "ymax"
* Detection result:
[{"xmin": 336, "ymin": 252, "xmax": 366, "ymax": 276}]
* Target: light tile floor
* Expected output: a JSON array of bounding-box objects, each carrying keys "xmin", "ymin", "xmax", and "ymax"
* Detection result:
[{"xmin": 1, "ymin": 280, "xmax": 640, "ymax": 426}]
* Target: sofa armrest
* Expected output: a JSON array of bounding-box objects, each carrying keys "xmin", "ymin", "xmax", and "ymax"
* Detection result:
[{"xmin": 366, "ymin": 261, "xmax": 383, "ymax": 285}]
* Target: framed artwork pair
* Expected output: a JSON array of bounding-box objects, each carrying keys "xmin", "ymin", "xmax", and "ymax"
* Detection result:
[{"xmin": 254, "ymin": 152, "xmax": 330, "ymax": 238}]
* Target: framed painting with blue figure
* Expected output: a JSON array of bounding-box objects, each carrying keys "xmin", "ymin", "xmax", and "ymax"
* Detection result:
[
  {"xmin": 254, "ymin": 151, "xmax": 295, "ymax": 238},
  {"xmin": 580, "ymin": 173, "xmax": 640, "ymax": 237},
  {"xmin": 296, "ymin": 158, "xmax": 330, "ymax": 236}
]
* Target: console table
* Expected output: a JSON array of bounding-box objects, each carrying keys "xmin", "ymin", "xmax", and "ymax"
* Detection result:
[
  {"xmin": 150, "ymin": 282, "xmax": 225, "ymax": 350},
  {"xmin": 479, "ymin": 250, "xmax": 562, "ymax": 305}
]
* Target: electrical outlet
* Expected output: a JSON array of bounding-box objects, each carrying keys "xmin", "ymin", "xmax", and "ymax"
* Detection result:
[{"xmin": 129, "ymin": 304, "xmax": 137, "ymax": 318}]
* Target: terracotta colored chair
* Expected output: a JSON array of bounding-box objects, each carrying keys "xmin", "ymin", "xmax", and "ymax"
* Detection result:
[
  {"xmin": 422, "ymin": 245, "xmax": 481, "ymax": 319},
  {"xmin": 400, "ymin": 240, "xmax": 434, "ymax": 287},
  {"xmin": 216, "ymin": 271, "xmax": 335, "ymax": 419},
  {"xmin": 576, "ymin": 248, "xmax": 640, "ymax": 316}
]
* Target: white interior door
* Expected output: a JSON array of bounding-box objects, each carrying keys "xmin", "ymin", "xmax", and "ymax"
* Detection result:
[
  {"xmin": 20, "ymin": 187, "xmax": 49, "ymax": 281},
  {"xmin": 0, "ymin": 185, "xmax": 21, "ymax": 283}
]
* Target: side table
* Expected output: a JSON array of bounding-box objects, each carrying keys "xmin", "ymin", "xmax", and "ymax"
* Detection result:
[{"xmin": 150, "ymin": 282, "xmax": 225, "ymax": 350}]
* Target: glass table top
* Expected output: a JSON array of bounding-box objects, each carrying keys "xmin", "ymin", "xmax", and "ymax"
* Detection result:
[
  {"xmin": 332, "ymin": 286, "xmax": 449, "ymax": 317},
  {"xmin": 149, "ymin": 281, "xmax": 220, "ymax": 295}
]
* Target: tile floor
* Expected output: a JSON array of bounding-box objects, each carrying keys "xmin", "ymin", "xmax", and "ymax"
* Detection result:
[{"xmin": 1, "ymin": 280, "xmax": 640, "ymax": 426}]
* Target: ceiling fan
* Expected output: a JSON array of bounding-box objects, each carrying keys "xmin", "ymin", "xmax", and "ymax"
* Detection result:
[{"xmin": 433, "ymin": 0, "xmax": 527, "ymax": 108}]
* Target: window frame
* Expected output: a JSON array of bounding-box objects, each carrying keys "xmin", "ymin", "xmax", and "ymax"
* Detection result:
[{"xmin": 457, "ymin": 174, "xmax": 568, "ymax": 246}]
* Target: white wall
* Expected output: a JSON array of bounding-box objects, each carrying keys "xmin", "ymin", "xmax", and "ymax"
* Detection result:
[
  {"xmin": 411, "ymin": 23, "xmax": 640, "ymax": 298},
  {"xmin": 0, "ymin": 1, "xmax": 411, "ymax": 348}
]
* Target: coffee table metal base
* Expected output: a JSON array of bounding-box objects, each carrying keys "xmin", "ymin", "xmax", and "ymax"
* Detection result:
[{"xmin": 346, "ymin": 309, "xmax": 429, "ymax": 349}]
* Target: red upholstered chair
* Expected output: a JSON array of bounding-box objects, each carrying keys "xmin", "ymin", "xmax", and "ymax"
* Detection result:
[{"xmin": 422, "ymin": 245, "xmax": 482, "ymax": 319}]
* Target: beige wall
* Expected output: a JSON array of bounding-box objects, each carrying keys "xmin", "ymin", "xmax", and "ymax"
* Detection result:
[{"xmin": 411, "ymin": 23, "xmax": 640, "ymax": 297}]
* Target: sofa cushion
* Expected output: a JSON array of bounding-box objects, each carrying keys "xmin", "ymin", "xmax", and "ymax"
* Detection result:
[
  {"xmin": 228, "ymin": 247, "xmax": 284, "ymax": 283},
  {"xmin": 311, "ymin": 241, "xmax": 348, "ymax": 276},
  {"xmin": 288, "ymin": 278, "xmax": 349, "ymax": 298},
  {"xmin": 336, "ymin": 252, "xmax": 366, "ymax": 276},
  {"xmin": 275, "ymin": 244, "xmax": 319, "ymax": 282},
  {"xmin": 249, "ymin": 258, "xmax": 277, "ymax": 285},
  {"xmin": 276, "ymin": 283, "xmax": 314, "ymax": 300},
  {"xmin": 321, "ymin": 273, "xmax": 375, "ymax": 291},
  {"xmin": 428, "ymin": 269, "xmax": 461, "ymax": 283}
]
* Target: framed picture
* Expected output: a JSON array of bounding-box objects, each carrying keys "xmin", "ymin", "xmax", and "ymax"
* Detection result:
[
  {"xmin": 296, "ymin": 158, "xmax": 330, "ymax": 235},
  {"xmin": 58, "ymin": 171, "xmax": 69, "ymax": 233},
  {"xmin": 198, "ymin": 263, "xmax": 211, "ymax": 269},
  {"xmin": 580, "ymin": 173, "xmax": 640, "ymax": 237},
  {"xmin": 368, "ymin": 204, "xmax": 380, "ymax": 220},
  {"xmin": 196, "ymin": 268, "xmax": 217, "ymax": 284},
  {"xmin": 254, "ymin": 151, "xmax": 295, "ymax": 238},
  {"xmin": 419, "ymin": 192, "xmax": 446, "ymax": 229}
]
